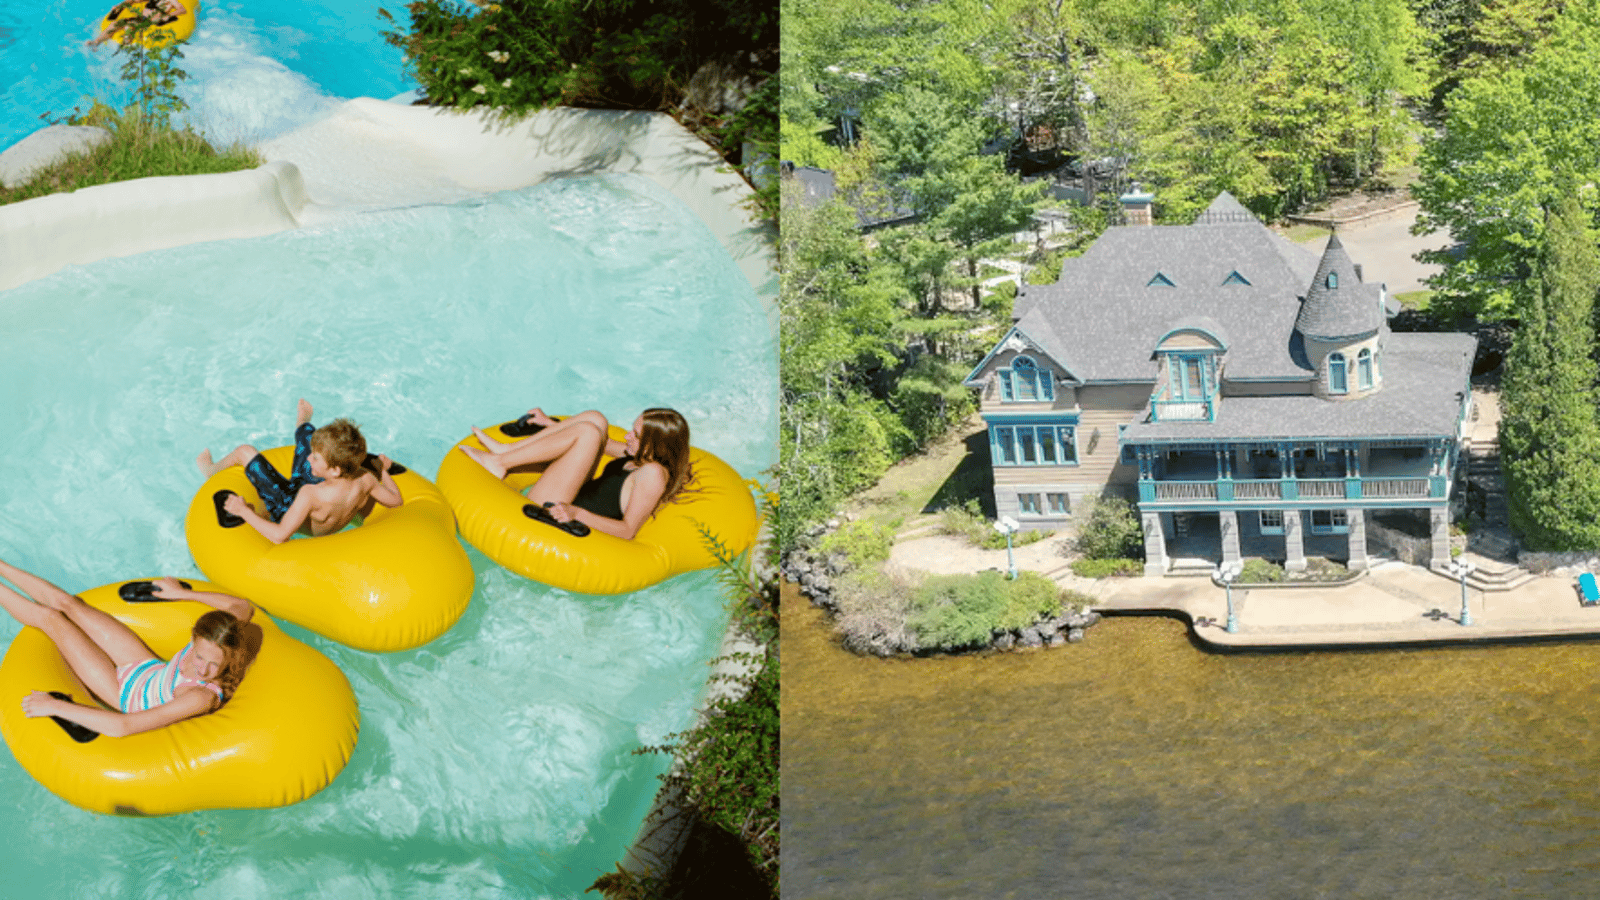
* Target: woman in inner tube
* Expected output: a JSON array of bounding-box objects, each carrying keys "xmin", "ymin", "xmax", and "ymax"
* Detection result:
[
  {"xmin": 1, "ymin": 560, "xmax": 253, "ymax": 738},
  {"xmin": 459, "ymin": 407, "xmax": 695, "ymax": 539}
]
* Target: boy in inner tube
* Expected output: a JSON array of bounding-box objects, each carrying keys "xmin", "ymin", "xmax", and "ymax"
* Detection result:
[{"xmin": 196, "ymin": 398, "xmax": 402, "ymax": 542}]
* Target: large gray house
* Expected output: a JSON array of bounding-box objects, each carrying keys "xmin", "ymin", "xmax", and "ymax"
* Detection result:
[{"xmin": 964, "ymin": 191, "xmax": 1477, "ymax": 574}]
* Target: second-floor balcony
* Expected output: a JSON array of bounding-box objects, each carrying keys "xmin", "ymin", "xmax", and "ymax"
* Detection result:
[
  {"xmin": 1140, "ymin": 475, "xmax": 1440, "ymax": 504},
  {"xmin": 1132, "ymin": 441, "xmax": 1452, "ymax": 507}
]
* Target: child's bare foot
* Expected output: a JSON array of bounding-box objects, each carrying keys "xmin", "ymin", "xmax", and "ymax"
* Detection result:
[
  {"xmin": 296, "ymin": 398, "xmax": 313, "ymax": 427},
  {"xmin": 196, "ymin": 449, "xmax": 216, "ymax": 477},
  {"xmin": 460, "ymin": 444, "xmax": 507, "ymax": 479}
]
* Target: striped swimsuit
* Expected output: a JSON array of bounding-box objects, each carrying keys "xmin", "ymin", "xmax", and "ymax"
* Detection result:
[{"xmin": 115, "ymin": 642, "xmax": 225, "ymax": 713}]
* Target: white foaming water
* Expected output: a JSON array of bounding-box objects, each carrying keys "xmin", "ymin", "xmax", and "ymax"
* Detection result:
[
  {"xmin": 175, "ymin": 7, "xmax": 343, "ymax": 147},
  {"xmin": 2, "ymin": 0, "xmax": 412, "ymax": 151},
  {"xmin": 0, "ymin": 172, "xmax": 774, "ymax": 898}
]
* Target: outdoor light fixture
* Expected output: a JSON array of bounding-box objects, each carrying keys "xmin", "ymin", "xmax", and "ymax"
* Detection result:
[
  {"xmin": 993, "ymin": 515, "xmax": 1020, "ymax": 580},
  {"xmin": 1448, "ymin": 558, "xmax": 1477, "ymax": 626},
  {"xmin": 1218, "ymin": 561, "xmax": 1243, "ymax": 634}
]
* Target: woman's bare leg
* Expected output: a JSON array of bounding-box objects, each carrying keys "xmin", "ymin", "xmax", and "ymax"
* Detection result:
[
  {"xmin": 472, "ymin": 410, "xmax": 609, "ymax": 456},
  {"xmin": 523, "ymin": 422, "xmax": 608, "ymax": 506},
  {"xmin": 0, "ymin": 578, "xmax": 124, "ymax": 706},
  {"xmin": 196, "ymin": 443, "xmax": 259, "ymax": 478},
  {"xmin": 462, "ymin": 417, "xmax": 607, "ymax": 479},
  {"xmin": 0, "ymin": 560, "xmax": 154, "ymax": 669}
]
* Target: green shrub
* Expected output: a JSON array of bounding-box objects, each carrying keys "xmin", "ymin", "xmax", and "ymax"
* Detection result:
[
  {"xmin": 908, "ymin": 570, "xmax": 1060, "ymax": 650},
  {"xmin": 1237, "ymin": 557, "xmax": 1285, "ymax": 583},
  {"xmin": 1070, "ymin": 557, "xmax": 1142, "ymax": 578},
  {"xmin": 1073, "ymin": 497, "xmax": 1144, "ymax": 561},
  {"xmin": 817, "ymin": 519, "xmax": 895, "ymax": 569},
  {"xmin": 939, "ymin": 499, "xmax": 1050, "ymax": 549},
  {"xmin": 937, "ymin": 498, "xmax": 991, "ymax": 544}
]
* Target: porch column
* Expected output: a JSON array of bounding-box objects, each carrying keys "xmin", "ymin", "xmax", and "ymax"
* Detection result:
[
  {"xmin": 1430, "ymin": 506, "xmax": 1451, "ymax": 566},
  {"xmin": 1142, "ymin": 511, "xmax": 1169, "ymax": 576},
  {"xmin": 1284, "ymin": 510, "xmax": 1307, "ymax": 573},
  {"xmin": 1219, "ymin": 509, "xmax": 1242, "ymax": 567},
  {"xmin": 1346, "ymin": 508, "xmax": 1369, "ymax": 571}
]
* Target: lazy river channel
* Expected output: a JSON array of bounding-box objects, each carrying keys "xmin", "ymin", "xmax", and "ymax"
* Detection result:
[
  {"xmin": 783, "ymin": 591, "xmax": 1600, "ymax": 899},
  {"xmin": 0, "ymin": 173, "xmax": 773, "ymax": 898}
]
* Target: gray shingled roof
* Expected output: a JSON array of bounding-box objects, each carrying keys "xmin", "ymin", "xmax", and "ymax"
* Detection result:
[
  {"xmin": 1295, "ymin": 233, "xmax": 1384, "ymax": 340},
  {"xmin": 1122, "ymin": 332, "xmax": 1478, "ymax": 442},
  {"xmin": 1014, "ymin": 198, "xmax": 1320, "ymax": 381}
]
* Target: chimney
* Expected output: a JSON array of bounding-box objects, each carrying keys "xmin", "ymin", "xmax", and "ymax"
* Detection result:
[
  {"xmin": 1119, "ymin": 184, "xmax": 1154, "ymax": 226},
  {"xmin": 1353, "ymin": 263, "xmax": 1363, "ymax": 282}
]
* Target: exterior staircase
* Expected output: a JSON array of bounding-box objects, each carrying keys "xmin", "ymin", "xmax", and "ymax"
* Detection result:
[
  {"xmin": 1468, "ymin": 438, "xmax": 1510, "ymax": 530},
  {"xmin": 1430, "ymin": 551, "xmax": 1536, "ymax": 592}
]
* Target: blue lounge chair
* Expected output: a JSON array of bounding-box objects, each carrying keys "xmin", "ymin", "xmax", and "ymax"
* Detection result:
[{"xmin": 1580, "ymin": 572, "xmax": 1599, "ymax": 607}]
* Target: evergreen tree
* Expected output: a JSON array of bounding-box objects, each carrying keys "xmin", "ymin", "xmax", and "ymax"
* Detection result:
[{"xmin": 1500, "ymin": 188, "xmax": 1600, "ymax": 550}]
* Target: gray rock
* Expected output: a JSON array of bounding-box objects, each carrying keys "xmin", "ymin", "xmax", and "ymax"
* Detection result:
[
  {"xmin": 1017, "ymin": 629, "xmax": 1043, "ymax": 649},
  {"xmin": 993, "ymin": 632, "xmax": 1015, "ymax": 651},
  {"xmin": 0, "ymin": 124, "xmax": 112, "ymax": 188},
  {"xmin": 1046, "ymin": 630, "xmax": 1066, "ymax": 647},
  {"xmin": 1067, "ymin": 627, "xmax": 1086, "ymax": 643}
]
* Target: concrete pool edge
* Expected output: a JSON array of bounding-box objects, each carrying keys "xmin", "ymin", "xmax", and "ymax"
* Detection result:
[{"xmin": 0, "ymin": 99, "xmax": 778, "ymax": 319}]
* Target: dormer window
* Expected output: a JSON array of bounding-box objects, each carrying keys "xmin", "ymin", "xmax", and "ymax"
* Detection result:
[
  {"xmin": 1223, "ymin": 271, "xmax": 1250, "ymax": 286},
  {"xmin": 1000, "ymin": 355, "xmax": 1054, "ymax": 402},
  {"xmin": 1326, "ymin": 272, "xmax": 1338, "ymax": 289},
  {"xmin": 1329, "ymin": 352, "xmax": 1348, "ymax": 393},
  {"xmin": 1148, "ymin": 272, "xmax": 1175, "ymax": 287}
]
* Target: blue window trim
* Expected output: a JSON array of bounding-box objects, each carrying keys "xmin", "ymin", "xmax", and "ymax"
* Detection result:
[
  {"xmin": 991, "ymin": 421, "xmax": 1078, "ymax": 466},
  {"xmin": 1326, "ymin": 272, "xmax": 1338, "ymax": 289},
  {"xmin": 1357, "ymin": 348, "xmax": 1374, "ymax": 390},
  {"xmin": 999, "ymin": 355, "xmax": 1055, "ymax": 403},
  {"xmin": 1329, "ymin": 352, "xmax": 1348, "ymax": 394},
  {"xmin": 1258, "ymin": 510, "xmax": 1284, "ymax": 535},
  {"xmin": 1159, "ymin": 352, "xmax": 1217, "ymax": 404},
  {"xmin": 1017, "ymin": 493, "xmax": 1042, "ymax": 515},
  {"xmin": 1310, "ymin": 509, "xmax": 1349, "ymax": 534}
]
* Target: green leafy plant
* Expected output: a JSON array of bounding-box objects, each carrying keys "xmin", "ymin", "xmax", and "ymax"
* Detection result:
[
  {"xmin": 908, "ymin": 570, "xmax": 1062, "ymax": 650},
  {"xmin": 110, "ymin": 19, "xmax": 190, "ymax": 130},
  {"xmin": 1238, "ymin": 557, "xmax": 1286, "ymax": 583},
  {"xmin": 817, "ymin": 519, "xmax": 896, "ymax": 569},
  {"xmin": 1069, "ymin": 557, "xmax": 1143, "ymax": 578},
  {"xmin": 1072, "ymin": 497, "xmax": 1144, "ymax": 561}
]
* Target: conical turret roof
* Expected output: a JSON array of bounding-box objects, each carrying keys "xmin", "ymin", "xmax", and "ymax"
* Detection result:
[{"xmin": 1295, "ymin": 233, "xmax": 1383, "ymax": 340}]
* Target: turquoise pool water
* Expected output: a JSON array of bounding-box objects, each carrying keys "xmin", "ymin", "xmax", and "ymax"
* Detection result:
[
  {"xmin": 0, "ymin": 173, "xmax": 774, "ymax": 898},
  {"xmin": 1, "ymin": 0, "xmax": 414, "ymax": 150}
]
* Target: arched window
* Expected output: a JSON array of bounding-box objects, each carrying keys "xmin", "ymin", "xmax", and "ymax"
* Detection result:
[
  {"xmin": 1357, "ymin": 348, "xmax": 1374, "ymax": 390},
  {"xmin": 1001, "ymin": 355, "xmax": 1054, "ymax": 402},
  {"xmin": 1329, "ymin": 352, "xmax": 1348, "ymax": 394},
  {"xmin": 1326, "ymin": 272, "xmax": 1339, "ymax": 289}
]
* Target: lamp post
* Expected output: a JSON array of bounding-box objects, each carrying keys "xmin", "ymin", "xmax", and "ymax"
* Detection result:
[
  {"xmin": 1449, "ymin": 558, "xmax": 1476, "ymax": 626},
  {"xmin": 993, "ymin": 516, "xmax": 1020, "ymax": 580},
  {"xmin": 1218, "ymin": 561, "xmax": 1243, "ymax": 634}
]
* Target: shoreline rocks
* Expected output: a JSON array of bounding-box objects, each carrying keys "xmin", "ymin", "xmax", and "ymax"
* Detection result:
[{"xmin": 782, "ymin": 527, "xmax": 1101, "ymax": 657}]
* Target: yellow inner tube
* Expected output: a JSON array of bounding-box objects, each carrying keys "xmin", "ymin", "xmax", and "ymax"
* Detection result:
[
  {"xmin": 99, "ymin": 0, "xmax": 199, "ymax": 48},
  {"xmin": 0, "ymin": 580, "xmax": 359, "ymax": 816},
  {"xmin": 436, "ymin": 419, "xmax": 760, "ymax": 595},
  {"xmin": 184, "ymin": 448, "xmax": 474, "ymax": 653}
]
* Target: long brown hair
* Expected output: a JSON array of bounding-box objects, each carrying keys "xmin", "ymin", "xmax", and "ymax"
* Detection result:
[
  {"xmin": 191, "ymin": 609, "xmax": 250, "ymax": 700},
  {"xmin": 635, "ymin": 407, "xmax": 696, "ymax": 513}
]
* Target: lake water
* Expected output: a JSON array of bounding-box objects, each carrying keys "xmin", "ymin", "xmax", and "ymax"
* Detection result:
[{"xmin": 783, "ymin": 589, "xmax": 1600, "ymax": 898}]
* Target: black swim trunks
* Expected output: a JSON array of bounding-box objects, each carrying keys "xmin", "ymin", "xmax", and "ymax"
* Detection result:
[{"xmin": 243, "ymin": 422, "xmax": 324, "ymax": 522}]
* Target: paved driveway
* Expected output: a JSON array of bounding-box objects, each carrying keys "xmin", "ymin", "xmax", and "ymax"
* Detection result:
[{"xmin": 1304, "ymin": 205, "xmax": 1452, "ymax": 295}]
